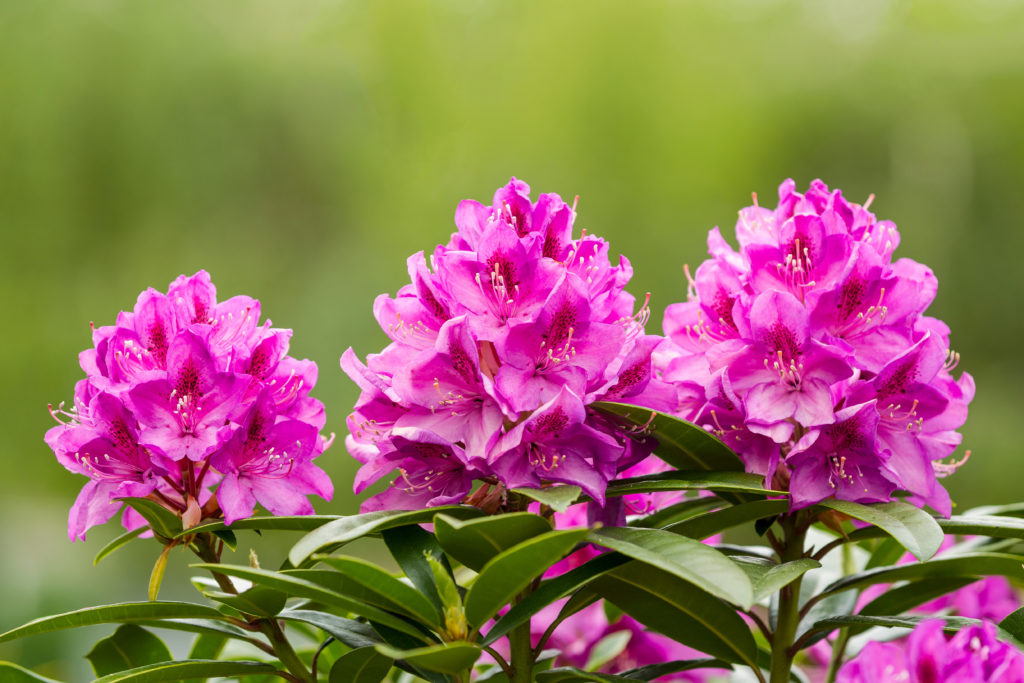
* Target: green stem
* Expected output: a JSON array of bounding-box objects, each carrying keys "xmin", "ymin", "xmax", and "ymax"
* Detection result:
[
  {"xmin": 192, "ymin": 534, "xmax": 314, "ymax": 683},
  {"xmin": 769, "ymin": 515, "xmax": 807, "ymax": 683},
  {"xmin": 509, "ymin": 614, "xmax": 534, "ymax": 683}
]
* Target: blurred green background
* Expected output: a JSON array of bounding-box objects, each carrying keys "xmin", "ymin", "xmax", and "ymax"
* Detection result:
[{"xmin": 3, "ymin": 0, "xmax": 1023, "ymax": 678}]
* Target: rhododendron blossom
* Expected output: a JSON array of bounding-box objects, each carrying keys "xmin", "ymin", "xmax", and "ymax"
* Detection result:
[
  {"xmin": 46, "ymin": 271, "xmax": 333, "ymax": 539},
  {"xmin": 837, "ymin": 620, "xmax": 1024, "ymax": 683},
  {"xmin": 660, "ymin": 180, "xmax": 973, "ymax": 513},
  {"xmin": 343, "ymin": 178, "xmax": 672, "ymax": 511}
]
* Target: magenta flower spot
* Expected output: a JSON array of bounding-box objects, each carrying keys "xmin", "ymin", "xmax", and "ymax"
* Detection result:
[
  {"xmin": 46, "ymin": 271, "xmax": 332, "ymax": 539},
  {"xmin": 661, "ymin": 180, "xmax": 973, "ymax": 511},
  {"xmin": 343, "ymin": 178, "xmax": 673, "ymax": 512},
  {"xmin": 838, "ymin": 620, "xmax": 1024, "ymax": 683}
]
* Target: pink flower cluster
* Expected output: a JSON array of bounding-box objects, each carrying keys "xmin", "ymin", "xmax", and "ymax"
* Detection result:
[
  {"xmin": 46, "ymin": 271, "xmax": 333, "ymax": 540},
  {"xmin": 343, "ymin": 178, "xmax": 671, "ymax": 511},
  {"xmin": 837, "ymin": 620, "xmax": 1024, "ymax": 682},
  {"xmin": 660, "ymin": 180, "xmax": 973, "ymax": 513}
]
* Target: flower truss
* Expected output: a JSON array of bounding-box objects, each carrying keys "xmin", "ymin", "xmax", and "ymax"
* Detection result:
[
  {"xmin": 45, "ymin": 271, "xmax": 333, "ymax": 539},
  {"xmin": 343, "ymin": 178, "xmax": 673, "ymax": 512},
  {"xmin": 659, "ymin": 179, "xmax": 973, "ymax": 513}
]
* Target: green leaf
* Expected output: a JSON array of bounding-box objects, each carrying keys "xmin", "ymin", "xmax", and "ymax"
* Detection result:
[
  {"xmin": 279, "ymin": 609, "xmax": 381, "ymax": 649},
  {"xmin": 536, "ymin": 669, "xmax": 626, "ymax": 682},
  {"xmin": 801, "ymin": 614, "xmax": 1024, "ymax": 648},
  {"xmin": 464, "ymin": 528, "xmax": 589, "ymax": 627},
  {"xmin": 190, "ymin": 563, "xmax": 429, "ymax": 641},
  {"xmin": 288, "ymin": 506, "xmax": 484, "ymax": 566},
  {"xmin": 589, "ymin": 527, "xmax": 753, "ymax": 608},
  {"xmin": 1000, "ymin": 606, "xmax": 1024, "ymax": 644},
  {"xmin": 512, "ymin": 485, "xmax": 582, "ymax": 512},
  {"xmin": 95, "ymin": 527, "xmax": 148, "ymax": 566},
  {"xmin": 0, "ymin": 602, "xmax": 227, "ymax": 643},
  {"xmin": 314, "ymin": 556, "xmax": 441, "ymax": 627},
  {"xmin": 937, "ymin": 514, "xmax": 1024, "ymax": 539},
  {"xmin": 816, "ymin": 499, "xmax": 943, "ymax": 561},
  {"xmin": 376, "ymin": 641, "xmax": 481, "ymax": 674},
  {"xmin": 148, "ymin": 544, "xmax": 173, "ymax": 601},
  {"xmin": 864, "ymin": 537, "xmax": 906, "ymax": 570},
  {"xmin": 186, "ymin": 632, "xmax": 226, "ymax": 660},
  {"xmin": 210, "ymin": 529, "xmax": 237, "ymax": 550},
  {"xmin": 382, "ymin": 524, "xmax": 452, "ymax": 614},
  {"xmin": 746, "ymin": 558, "xmax": 820, "ymax": 604},
  {"xmin": 434, "ymin": 512, "xmax": 552, "ymax": 571},
  {"xmin": 175, "ymin": 515, "xmax": 337, "ymax": 538},
  {"xmin": 584, "ymin": 631, "xmax": 632, "ymax": 671},
  {"xmin": 202, "ymin": 584, "xmax": 287, "ymax": 618},
  {"xmin": 592, "ymin": 562, "xmax": 758, "ymax": 668},
  {"xmin": 132, "ymin": 618, "xmax": 256, "ymax": 644},
  {"xmin": 116, "ymin": 498, "xmax": 182, "ymax": 540},
  {"xmin": 606, "ymin": 471, "xmax": 783, "ymax": 497},
  {"xmin": 330, "ymin": 646, "xmax": 394, "ymax": 683},
  {"xmin": 665, "ymin": 499, "xmax": 790, "ymax": 540},
  {"xmin": 619, "ymin": 659, "xmax": 733, "ymax": 680},
  {"xmin": 854, "ymin": 578, "xmax": 976, "ymax": 632},
  {"xmin": 91, "ymin": 660, "xmax": 276, "ymax": 683},
  {"xmin": 483, "ymin": 552, "xmax": 629, "ymax": 646},
  {"xmin": 629, "ymin": 497, "xmax": 721, "ymax": 529},
  {"xmin": 817, "ymin": 551, "xmax": 1024, "ymax": 599},
  {"xmin": 0, "ymin": 662, "xmax": 64, "ymax": 683},
  {"xmin": 591, "ymin": 402, "xmax": 745, "ymax": 474},
  {"xmin": 87, "ymin": 625, "xmax": 172, "ymax": 677}
]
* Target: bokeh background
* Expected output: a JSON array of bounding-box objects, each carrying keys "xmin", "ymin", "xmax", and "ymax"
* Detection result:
[{"xmin": 3, "ymin": 0, "xmax": 1023, "ymax": 678}]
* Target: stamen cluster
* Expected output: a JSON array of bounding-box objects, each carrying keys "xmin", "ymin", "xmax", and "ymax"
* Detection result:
[
  {"xmin": 46, "ymin": 271, "xmax": 333, "ymax": 539},
  {"xmin": 660, "ymin": 180, "xmax": 973, "ymax": 512},
  {"xmin": 343, "ymin": 178, "xmax": 672, "ymax": 511}
]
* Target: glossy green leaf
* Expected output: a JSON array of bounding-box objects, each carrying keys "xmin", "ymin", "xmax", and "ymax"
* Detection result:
[
  {"xmin": 91, "ymin": 660, "xmax": 275, "ymax": 683},
  {"xmin": 148, "ymin": 544, "xmax": 172, "ymax": 601},
  {"xmin": 536, "ymin": 669, "xmax": 626, "ymax": 682},
  {"xmin": 1000, "ymin": 606, "xmax": 1024, "ymax": 643},
  {"xmin": 288, "ymin": 506, "xmax": 484, "ymax": 566},
  {"xmin": 94, "ymin": 527, "xmax": 148, "ymax": 566},
  {"xmin": 591, "ymin": 402, "xmax": 744, "ymax": 474},
  {"xmin": 314, "ymin": 556, "xmax": 441, "ymax": 627},
  {"xmin": 87, "ymin": 625, "xmax": 172, "ymax": 676},
  {"xmin": 382, "ymin": 524, "xmax": 451, "ymax": 614},
  {"xmin": 465, "ymin": 528, "xmax": 589, "ymax": 627},
  {"xmin": 512, "ymin": 485, "xmax": 582, "ymax": 512},
  {"xmin": 190, "ymin": 563, "xmax": 428, "ymax": 640},
  {"xmin": 801, "ymin": 614, "xmax": 1024, "ymax": 648},
  {"xmin": 629, "ymin": 497, "xmax": 721, "ymax": 529},
  {"xmin": 279, "ymin": 609, "xmax": 381, "ymax": 649},
  {"xmin": 330, "ymin": 646, "xmax": 394, "ymax": 683},
  {"xmin": 665, "ymin": 499, "xmax": 790, "ymax": 540},
  {"xmin": 854, "ymin": 577, "xmax": 976, "ymax": 632},
  {"xmin": 484, "ymin": 552, "xmax": 629, "ymax": 646},
  {"xmin": 963, "ymin": 502, "xmax": 1024, "ymax": 517},
  {"xmin": 210, "ymin": 529, "xmax": 237, "ymax": 550},
  {"xmin": 0, "ymin": 662, "xmax": 64, "ymax": 682},
  {"xmin": 592, "ymin": 562, "xmax": 758, "ymax": 668},
  {"xmin": 132, "ymin": 618, "xmax": 256, "ymax": 644},
  {"xmin": 0, "ymin": 602, "xmax": 227, "ymax": 643},
  {"xmin": 864, "ymin": 537, "xmax": 906, "ymax": 570},
  {"xmin": 606, "ymin": 471, "xmax": 783, "ymax": 497},
  {"xmin": 584, "ymin": 631, "xmax": 632, "ymax": 671},
  {"xmin": 816, "ymin": 499, "xmax": 943, "ymax": 561},
  {"xmin": 589, "ymin": 527, "xmax": 753, "ymax": 608},
  {"xmin": 116, "ymin": 498, "xmax": 181, "ymax": 540},
  {"xmin": 175, "ymin": 515, "xmax": 338, "ymax": 538},
  {"xmin": 186, "ymin": 632, "xmax": 226, "ymax": 660},
  {"xmin": 619, "ymin": 659, "xmax": 733, "ymax": 680},
  {"xmin": 752, "ymin": 559, "xmax": 820, "ymax": 604},
  {"xmin": 202, "ymin": 584, "xmax": 287, "ymax": 618},
  {"xmin": 376, "ymin": 641, "xmax": 481, "ymax": 674},
  {"xmin": 434, "ymin": 512, "xmax": 552, "ymax": 571},
  {"xmin": 817, "ymin": 552, "xmax": 1024, "ymax": 599}
]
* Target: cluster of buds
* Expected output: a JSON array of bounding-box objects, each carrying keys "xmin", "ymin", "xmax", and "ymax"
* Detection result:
[
  {"xmin": 46, "ymin": 271, "xmax": 332, "ymax": 539},
  {"xmin": 343, "ymin": 178, "xmax": 673, "ymax": 511},
  {"xmin": 659, "ymin": 180, "xmax": 973, "ymax": 513}
]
